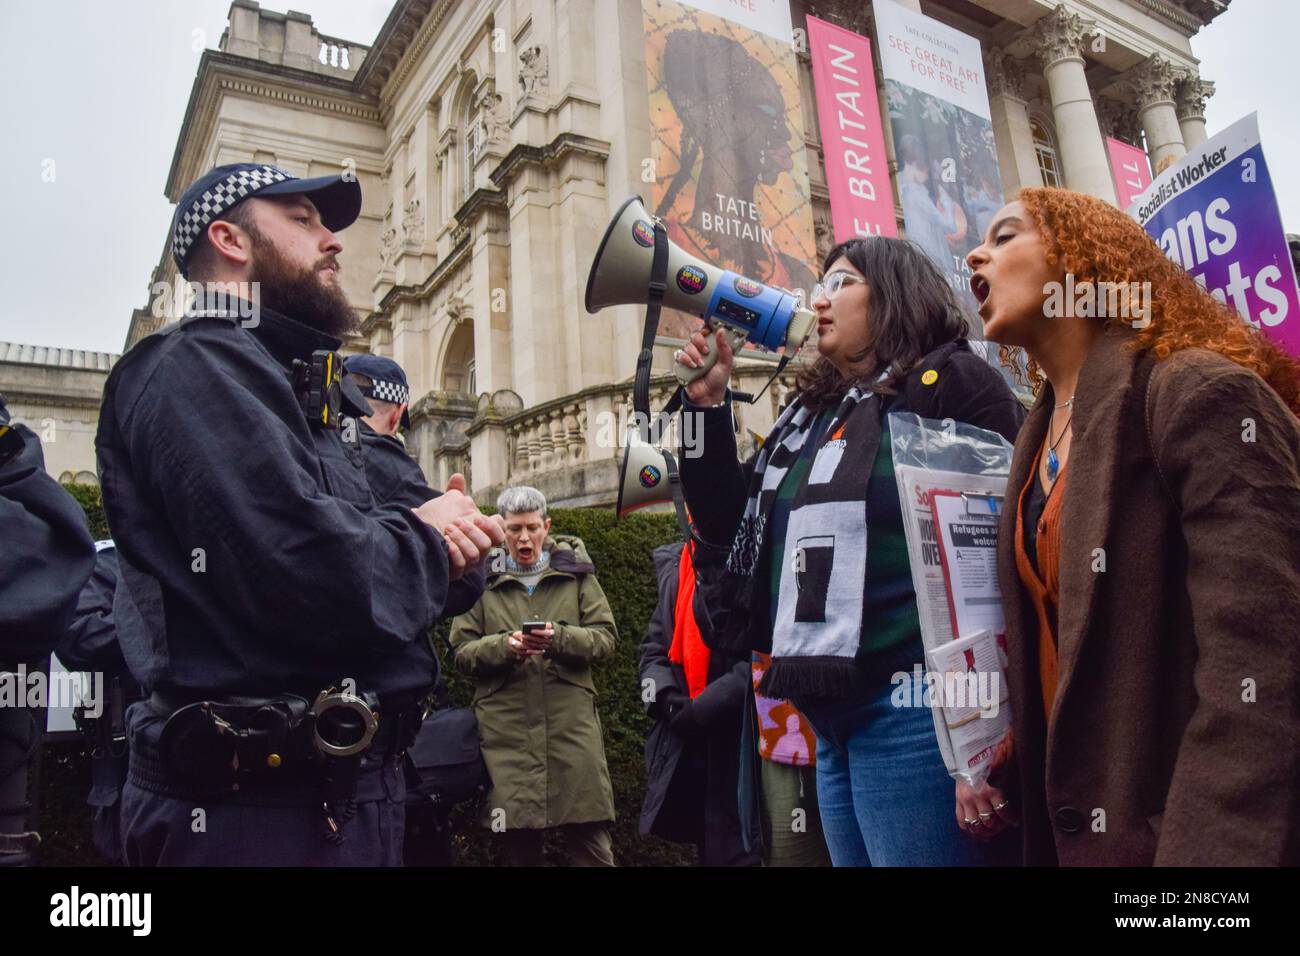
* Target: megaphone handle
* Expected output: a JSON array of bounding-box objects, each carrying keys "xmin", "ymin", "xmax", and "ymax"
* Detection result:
[{"xmin": 673, "ymin": 325, "xmax": 747, "ymax": 386}]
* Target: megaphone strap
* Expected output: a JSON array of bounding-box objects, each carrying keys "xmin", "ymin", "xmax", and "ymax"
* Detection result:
[
  {"xmin": 658, "ymin": 446, "xmax": 693, "ymax": 545},
  {"xmin": 633, "ymin": 219, "xmax": 673, "ymax": 440}
]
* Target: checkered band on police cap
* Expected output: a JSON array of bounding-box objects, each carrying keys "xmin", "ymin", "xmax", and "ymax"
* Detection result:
[
  {"xmin": 172, "ymin": 165, "xmax": 291, "ymax": 268},
  {"xmin": 368, "ymin": 378, "xmax": 410, "ymax": 405}
]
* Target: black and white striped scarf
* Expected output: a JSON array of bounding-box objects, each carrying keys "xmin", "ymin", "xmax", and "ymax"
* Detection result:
[{"xmin": 722, "ymin": 383, "xmax": 887, "ymax": 699}]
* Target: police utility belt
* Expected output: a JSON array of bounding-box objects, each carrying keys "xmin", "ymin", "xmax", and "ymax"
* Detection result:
[{"xmin": 152, "ymin": 686, "xmax": 419, "ymax": 786}]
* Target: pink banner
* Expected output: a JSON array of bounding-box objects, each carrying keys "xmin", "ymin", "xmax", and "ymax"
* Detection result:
[
  {"xmin": 1107, "ymin": 137, "xmax": 1152, "ymax": 211},
  {"xmin": 808, "ymin": 16, "xmax": 896, "ymax": 242}
]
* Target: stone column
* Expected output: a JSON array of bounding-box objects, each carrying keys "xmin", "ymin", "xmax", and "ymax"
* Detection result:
[
  {"xmin": 1175, "ymin": 73, "xmax": 1215, "ymax": 151},
  {"xmin": 1029, "ymin": 5, "xmax": 1116, "ymax": 203},
  {"xmin": 984, "ymin": 47, "xmax": 1040, "ymax": 198},
  {"xmin": 1126, "ymin": 55, "xmax": 1186, "ymax": 173}
]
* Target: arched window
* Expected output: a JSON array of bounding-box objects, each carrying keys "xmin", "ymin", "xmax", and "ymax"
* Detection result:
[
  {"xmin": 441, "ymin": 320, "xmax": 476, "ymax": 395},
  {"xmin": 1031, "ymin": 118, "xmax": 1063, "ymax": 188}
]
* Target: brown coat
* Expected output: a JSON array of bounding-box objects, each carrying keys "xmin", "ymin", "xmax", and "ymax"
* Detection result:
[{"xmin": 997, "ymin": 324, "xmax": 1300, "ymax": 866}]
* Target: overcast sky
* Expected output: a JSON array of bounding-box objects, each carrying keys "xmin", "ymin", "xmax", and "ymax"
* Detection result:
[{"xmin": 0, "ymin": 0, "xmax": 1288, "ymax": 354}]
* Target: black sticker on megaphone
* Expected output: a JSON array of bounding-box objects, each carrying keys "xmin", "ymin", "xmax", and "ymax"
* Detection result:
[
  {"xmin": 676, "ymin": 265, "xmax": 708, "ymax": 295},
  {"xmin": 639, "ymin": 464, "xmax": 662, "ymax": 488},
  {"xmin": 632, "ymin": 220, "xmax": 655, "ymax": 248},
  {"xmin": 733, "ymin": 276, "xmax": 763, "ymax": 297}
]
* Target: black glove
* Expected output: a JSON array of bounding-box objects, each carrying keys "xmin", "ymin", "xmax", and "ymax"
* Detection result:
[
  {"xmin": 650, "ymin": 686, "xmax": 684, "ymax": 719},
  {"xmin": 663, "ymin": 692, "xmax": 699, "ymax": 738}
]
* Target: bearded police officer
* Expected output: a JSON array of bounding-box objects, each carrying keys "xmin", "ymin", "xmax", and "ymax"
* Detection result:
[{"xmin": 96, "ymin": 163, "xmax": 504, "ymax": 866}]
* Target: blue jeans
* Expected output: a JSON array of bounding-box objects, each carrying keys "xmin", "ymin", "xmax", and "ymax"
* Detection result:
[{"xmin": 811, "ymin": 677, "xmax": 1005, "ymax": 867}]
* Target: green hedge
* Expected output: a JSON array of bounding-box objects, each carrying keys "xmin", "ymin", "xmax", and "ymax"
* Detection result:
[{"xmin": 44, "ymin": 486, "xmax": 693, "ymax": 867}]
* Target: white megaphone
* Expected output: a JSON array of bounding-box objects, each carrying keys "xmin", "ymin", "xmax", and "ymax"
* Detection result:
[
  {"xmin": 616, "ymin": 429, "xmax": 679, "ymax": 517},
  {"xmin": 585, "ymin": 196, "xmax": 815, "ymax": 386},
  {"xmin": 616, "ymin": 423, "xmax": 769, "ymax": 518}
]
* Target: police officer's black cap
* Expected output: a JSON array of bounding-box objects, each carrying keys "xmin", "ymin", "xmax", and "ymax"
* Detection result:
[
  {"xmin": 171, "ymin": 163, "xmax": 362, "ymax": 277},
  {"xmin": 344, "ymin": 354, "xmax": 413, "ymax": 429}
]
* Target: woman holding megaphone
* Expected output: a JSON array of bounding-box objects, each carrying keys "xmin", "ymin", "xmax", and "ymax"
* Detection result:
[{"xmin": 673, "ymin": 236, "xmax": 1024, "ymax": 867}]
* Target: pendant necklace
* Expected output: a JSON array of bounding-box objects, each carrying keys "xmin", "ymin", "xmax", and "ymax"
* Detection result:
[{"xmin": 1046, "ymin": 397, "xmax": 1074, "ymax": 481}]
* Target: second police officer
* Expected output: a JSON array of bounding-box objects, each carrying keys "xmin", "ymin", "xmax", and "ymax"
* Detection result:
[{"xmin": 95, "ymin": 163, "xmax": 505, "ymax": 865}]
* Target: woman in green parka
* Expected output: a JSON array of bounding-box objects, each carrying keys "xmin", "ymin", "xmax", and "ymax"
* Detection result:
[{"xmin": 449, "ymin": 486, "xmax": 618, "ymax": 866}]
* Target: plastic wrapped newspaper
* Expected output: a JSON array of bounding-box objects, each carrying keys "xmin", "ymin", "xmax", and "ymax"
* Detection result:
[{"xmin": 889, "ymin": 412, "xmax": 1014, "ymax": 787}]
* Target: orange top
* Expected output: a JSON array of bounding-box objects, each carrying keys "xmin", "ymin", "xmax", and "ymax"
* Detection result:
[{"xmin": 1013, "ymin": 443, "xmax": 1069, "ymax": 724}]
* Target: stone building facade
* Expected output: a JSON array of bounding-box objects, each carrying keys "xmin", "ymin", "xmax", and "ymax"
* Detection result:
[
  {"xmin": 124, "ymin": 0, "xmax": 1229, "ymax": 508},
  {"xmin": 0, "ymin": 342, "xmax": 119, "ymax": 484}
]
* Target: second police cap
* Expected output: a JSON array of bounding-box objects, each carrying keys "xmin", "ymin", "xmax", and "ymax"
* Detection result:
[
  {"xmin": 171, "ymin": 163, "xmax": 362, "ymax": 277},
  {"xmin": 344, "ymin": 354, "xmax": 413, "ymax": 429}
]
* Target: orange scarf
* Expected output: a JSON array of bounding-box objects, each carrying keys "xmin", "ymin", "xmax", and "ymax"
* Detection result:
[{"xmin": 668, "ymin": 543, "xmax": 711, "ymax": 699}]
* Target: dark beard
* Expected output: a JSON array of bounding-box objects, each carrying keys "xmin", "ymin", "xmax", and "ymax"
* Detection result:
[{"xmin": 248, "ymin": 234, "xmax": 358, "ymax": 340}]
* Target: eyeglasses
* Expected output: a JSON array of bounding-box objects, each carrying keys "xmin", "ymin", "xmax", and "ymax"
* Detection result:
[{"xmin": 811, "ymin": 272, "xmax": 865, "ymax": 303}]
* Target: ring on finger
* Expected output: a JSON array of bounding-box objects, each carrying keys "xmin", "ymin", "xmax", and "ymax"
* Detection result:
[
  {"xmin": 994, "ymin": 800, "xmax": 1009, "ymax": 811},
  {"xmin": 963, "ymin": 818, "xmax": 978, "ymax": 826},
  {"xmin": 978, "ymin": 811, "xmax": 994, "ymax": 821}
]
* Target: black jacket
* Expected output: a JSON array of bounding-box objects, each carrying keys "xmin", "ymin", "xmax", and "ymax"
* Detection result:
[
  {"xmin": 355, "ymin": 421, "xmax": 484, "ymax": 619},
  {"xmin": 95, "ymin": 304, "xmax": 454, "ymax": 722},
  {"xmin": 0, "ymin": 396, "xmax": 96, "ymax": 664},
  {"xmin": 57, "ymin": 543, "xmax": 126, "ymax": 673},
  {"xmin": 638, "ymin": 541, "xmax": 756, "ymax": 865},
  {"xmin": 57, "ymin": 542, "xmax": 140, "ymax": 815},
  {"xmin": 680, "ymin": 340, "xmax": 1026, "ymax": 658}
]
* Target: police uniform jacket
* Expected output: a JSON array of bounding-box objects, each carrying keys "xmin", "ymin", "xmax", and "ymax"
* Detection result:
[
  {"xmin": 0, "ymin": 396, "xmax": 96, "ymax": 664},
  {"xmin": 95, "ymin": 304, "xmax": 455, "ymax": 729},
  {"xmin": 58, "ymin": 544, "xmax": 126, "ymax": 673},
  {"xmin": 356, "ymin": 420, "xmax": 484, "ymax": 619}
]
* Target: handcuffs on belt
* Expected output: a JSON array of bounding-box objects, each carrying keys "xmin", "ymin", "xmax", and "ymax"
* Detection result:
[{"xmin": 157, "ymin": 684, "xmax": 385, "ymax": 844}]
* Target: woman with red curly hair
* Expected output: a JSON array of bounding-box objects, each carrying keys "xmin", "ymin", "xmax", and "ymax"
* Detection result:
[{"xmin": 960, "ymin": 187, "xmax": 1300, "ymax": 866}]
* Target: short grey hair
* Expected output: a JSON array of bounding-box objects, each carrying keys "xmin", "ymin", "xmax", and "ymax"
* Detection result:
[{"xmin": 497, "ymin": 485, "xmax": 548, "ymax": 518}]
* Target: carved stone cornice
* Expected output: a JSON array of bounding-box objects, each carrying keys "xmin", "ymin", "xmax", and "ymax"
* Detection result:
[
  {"xmin": 1125, "ymin": 55, "xmax": 1180, "ymax": 109},
  {"xmin": 488, "ymin": 133, "xmax": 611, "ymax": 189},
  {"xmin": 217, "ymin": 78, "xmax": 381, "ymax": 122},
  {"xmin": 164, "ymin": 51, "xmax": 381, "ymax": 199},
  {"xmin": 453, "ymin": 185, "xmax": 508, "ymax": 229},
  {"xmin": 1028, "ymin": 5, "xmax": 1097, "ymax": 71},
  {"xmin": 984, "ymin": 47, "xmax": 1027, "ymax": 101},
  {"xmin": 1136, "ymin": 0, "xmax": 1230, "ymax": 33},
  {"xmin": 1175, "ymin": 73, "xmax": 1216, "ymax": 121},
  {"xmin": 359, "ymin": 311, "xmax": 393, "ymax": 337},
  {"xmin": 0, "ymin": 390, "xmax": 105, "ymax": 411},
  {"xmin": 376, "ymin": 231, "xmax": 472, "ymax": 313},
  {"xmin": 354, "ymin": 0, "xmax": 443, "ymax": 99}
]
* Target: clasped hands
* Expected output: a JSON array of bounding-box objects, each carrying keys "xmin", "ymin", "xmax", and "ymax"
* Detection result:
[{"xmin": 412, "ymin": 472, "xmax": 507, "ymax": 580}]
